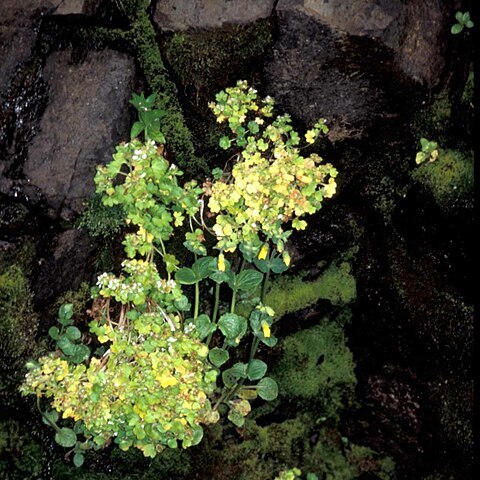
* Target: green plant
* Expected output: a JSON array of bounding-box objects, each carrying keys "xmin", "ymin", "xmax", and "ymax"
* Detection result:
[
  {"xmin": 451, "ymin": 11, "xmax": 474, "ymax": 34},
  {"xmin": 77, "ymin": 194, "xmax": 124, "ymax": 239},
  {"xmin": 415, "ymin": 137, "xmax": 439, "ymax": 165},
  {"xmin": 21, "ymin": 83, "xmax": 337, "ymax": 464}
]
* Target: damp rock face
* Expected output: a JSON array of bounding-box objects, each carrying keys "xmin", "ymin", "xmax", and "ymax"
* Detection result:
[
  {"xmin": 23, "ymin": 50, "xmax": 135, "ymax": 220},
  {"xmin": 34, "ymin": 228, "xmax": 95, "ymax": 308},
  {"xmin": 276, "ymin": 0, "xmax": 447, "ymax": 88},
  {"xmin": 153, "ymin": 0, "xmax": 275, "ymax": 31},
  {"xmin": 265, "ymin": 0, "xmax": 449, "ymax": 141},
  {"xmin": 0, "ymin": 1, "xmax": 58, "ymax": 99}
]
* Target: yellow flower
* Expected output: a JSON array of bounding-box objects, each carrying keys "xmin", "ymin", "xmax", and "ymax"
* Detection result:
[
  {"xmin": 324, "ymin": 178, "xmax": 337, "ymax": 198},
  {"xmin": 258, "ymin": 244, "xmax": 269, "ymax": 260},
  {"xmin": 157, "ymin": 374, "xmax": 178, "ymax": 388},
  {"xmin": 218, "ymin": 253, "xmax": 226, "ymax": 272},
  {"xmin": 261, "ymin": 321, "xmax": 271, "ymax": 338}
]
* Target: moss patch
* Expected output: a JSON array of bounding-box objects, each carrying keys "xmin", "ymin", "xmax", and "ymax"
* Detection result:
[
  {"xmin": 272, "ymin": 321, "xmax": 356, "ymax": 418},
  {"xmin": 266, "ymin": 262, "xmax": 356, "ymax": 318},
  {"xmin": 412, "ymin": 149, "xmax": 473, "ymax": 210}
]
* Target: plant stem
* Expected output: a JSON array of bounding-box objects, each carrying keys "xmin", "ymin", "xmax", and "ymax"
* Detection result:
[
  {"xmin": 36, "ymin": 397, "xmax": 60, "ymax": 432},
  {"xmin": 230, "ymin": 289, "xmax": 236, "ymax": 314},
  {"xmin": 206, "ymin": 282, "xmax": 221, "ymax": 346},
  {"xmin": 194, "ymin": 282, "xmax": 200, "ymax": 320}
]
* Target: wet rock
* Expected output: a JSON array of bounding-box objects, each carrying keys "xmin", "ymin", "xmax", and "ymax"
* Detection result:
[
  {"xmin": 0, "ymin": 1, "xmax": 58, "ymax": 99},
  {"xmin": 276, "ymin": 0, "xmax": 448, "ymax": 88},
  {"xmin": 34, "ymin": 228, "xmax": 96, "ymax": 308},
  {"xmin": 265, "ymin": 5, "xmax": 401, "ymax": 142},
  {"xmin": 52, "ymin": 0, "xmax": 102, "ymax": 15},
  {"xmin": 23, "ymin": 49, "xmax": 135, "ymax": 220},
  {"xmin": 153, "ymin": 0, "xmax": 274, "ymax": 31}
]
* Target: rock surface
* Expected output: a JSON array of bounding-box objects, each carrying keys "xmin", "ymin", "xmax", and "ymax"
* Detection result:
[
  {"xmin": 276, "ymin": 0, "xmax": 448, "ymax": 88},
  {"xmin": 153, "ymin": 0, "xmax": 275, "ymax": 31},
  {"xmin": 34, "ymin": 228, "xmax": 96, "ymax": 307},
  {"xmin": 0, "ymin": 1, "xmax": 57, "ymax": 99},
  {"xmin": 23, "ymin": 49, "xmax": 135, "ymax": 220},
  {"xmin": 264, "ymin": 7, "xmax": 394, "ymax": 142}
]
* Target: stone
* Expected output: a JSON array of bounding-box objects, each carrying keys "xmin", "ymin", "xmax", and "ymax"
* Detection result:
[
  {"xmin": 153, "ymin": 0, "xmax": 275, "ymax": 31},
  {"xmin": 34, "ymin": 228, "xmax": 96, "ymax": 307},
  {"xmin": 276, "ymin": 0, "xmax": 447, "ymax": 88},
  {"xmin": 264, "ymin": 7, "xmax": 391, "ymax": 142},
  {"xmin": 0, "ymin": 1, "xmax": 57, "ymax": 99},
  {"xmin": 23, "ymin": 49, "xmax": 136, "ymax": 220},
  {"xmin": 52, "ymin": 0, "xmax": 101, "ymax": 15}
]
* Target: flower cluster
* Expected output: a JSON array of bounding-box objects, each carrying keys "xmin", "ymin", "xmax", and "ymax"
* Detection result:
[{"xmin": 207, "ymin": 81, "xmax": 337, "ymax": 261}]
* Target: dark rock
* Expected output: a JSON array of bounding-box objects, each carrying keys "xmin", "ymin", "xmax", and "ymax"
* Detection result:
[
  {"xmin": 34, "ymin": 228, "xmax": 96, "ymax": 308},
  {"xmin": 0, "ymin": 1, "xmax": 58, "ymax": 99},
  {"xmin": 265, "ymin": 6, "xmax": 402, "ymax": 142},
  {"xmin": 52, "ymin": 0, "xmax": 102, "ymax": 15},
  {"xmin": 153, "ymin": 0, "xmax": 274, "ymax": 31},
  {"xmin": 276, "ymin": 0, "xmax": 448, "ymax": 88},
  {"xmin": 23, "ymin": 49, "xmax": 136, "ymax": 220}
]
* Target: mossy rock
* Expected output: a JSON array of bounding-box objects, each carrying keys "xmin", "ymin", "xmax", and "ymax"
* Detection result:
[
  {"xmin": 266, "ymin": 262, "xmax": 357, "ymax": 318},
  {"xmin": 0, "ymin": 420, "xmax": 45, "ymax": 479},
  {"xmin": 272, "ymin": 321, "xmax": 356, "ymax": 418},
  {"xmin": 412, "ymin": 149, "xmax": 473, "ymax": 210}
]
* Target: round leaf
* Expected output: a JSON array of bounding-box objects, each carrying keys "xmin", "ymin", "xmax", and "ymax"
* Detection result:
[
  {"xmin": 42, "ymin": 410, "xmax": 59, "ymax": 427},
  {"xmin": 194, "ymin": 314, "xmax": 216, "ymax": 340},
  {"xmin": 247, "ymin": 359, "xmax": 268, "ymax": 380},
  {"xmin": 451, "ymin": 23, "xmax": 463, "ymax": 34},
  {"xmin": 208, "ymin": 348, "xmax": 230, "ymax": 367},
  {"xmin": 218, "ymin": 313, "xmax": 247, "ymax": 340},
  {"xmin": 236, "ymin": 270, "xmax": 263, "ymax": 292},
  {"xmin": 48, "ymin": 326, "xmax": 60, "ymax": 340},
  {"xmin": 66, "ymin": 326, "xmax": 81, "ymax": 341},
  {"xmin": 55, "ymin": 428, "xmax": 77, "ymax": 448},
  {"xmin": 73, "ymin": 452, "xmax": 84, "ymax": 468},
  {"xmin": 257, "ymin": 377, "xmax": 279, "ymax": 401},
  {"xmin": 230, "ymin": 362, "xmax": 247, "ymax": 379},
  {"xmin": 175, "ymin": 267, "xmax": 197, "ymax": 285},
  {"xmin": 228, "ymin": 409, "xmax": 245, "ymax": 427}
]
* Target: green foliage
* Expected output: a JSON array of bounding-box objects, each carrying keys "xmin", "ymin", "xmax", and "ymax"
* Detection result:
[
  {"xmin": 77, "ymin": 193, "xmax": 124, "ymax": 239},
  {"xmin": 265, "ymin": 262, "xmax": 357, "ymax": 318},
  {"xmin": 275, "ymin": 467, "xmax": 302, "ymax": 480},
  {"xmin": 272, "ymin": 321, "xmax": 356, "ymax": 419},
  {"xmin": 21, "ymin": 83, "xmax": 339, "ymax": 464},
  {"xmin": 415, "ymin": 138, "xmax": 439, "ymax": 165},
  {"xmin": 0, "ymin": 420, "xmax": 44, "ymax": 479},
  {"xmin": 129, "ymin": 92, "xmax": 167, "ymax": 143},
  {"xmin": 451, "ymin": 11, "xmax": 474, "ymax": 34},
  {"xmin": 0, "ymin": 265, "xmax": 38, "ymax": 394},
  {"xmin": 162, "ymin": 20, "xmax": 273, "ymax": 103},
  {"xmin": 208, "ymin": 80, "xmax": 337, "ymax": 262},
  {"xmin": 412, "ymin": 149, "xmax": 473, "ymax": 209}
]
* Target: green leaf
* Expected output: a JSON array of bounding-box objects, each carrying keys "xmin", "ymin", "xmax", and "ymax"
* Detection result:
[
  {"xmin": 130, "ymin": 121, "xmax": 145, "ymax": 139},
  {"xmin": 230, "ymin": 362, "xmax": 248, "ymax": 379},
  {"xmin": 218, "ymin": 313, "xmax": 247, "ymax": 340},
  {"xmin": 222, "ymin": 368, "xmax": 237, "ymax": 387},
  {"xmin": 462, "ymin": 12, "xmax": 470, "ymax": 22},
  {"xmin": 57, "ymin": 336, "xmax": 74, "ymax": 355},
  {"xmin": 194, "ymin": 314, "xmax": 216, "ymax": 340},
  {"xmin": 219, "ymin": 136, "xmax": 232, "ymax": 150},
  {"xmin": 455, "ymin": 11, "xmax": 464, "ymax": 22},
  {"xmin": 228, "ymin": 409, "xmax": 245, "ymax": 427},
  {"xmin": 42, "ymin": 410, "xmax": 59, "ymax": 427},
  {"xmin": 70, "ymin": 344, "xmax": 91, "ymax": 364},
  {"xmin": 247, "ymin": 121, "xmax": 260, "ymax": 134},
  {"xmin": 66, "ymin": 326, "xmax": 81, "ymax": 341},
  {"xmin": 247, "ymin": 359, "xmax": 268, "ymax": 380},
  {"xmin": 48, "ymin": 326, "xmax": 60, "ymax": 340},
  {"xmin": 257, "ymin": 377, "xmax": 279, "ymax": 401},
  {"xmin": 55, "ymin": 428, "xmax": 77, "ymax": 448},
  {"xmin": 192, "ymin": 257, "xmax": 216, "ymax": 279},
  {"xmin": 451, "ymin": 23, "xmax": 463, "ymax": 34},
  {"xmin": 191, "ymin": 426, "xmax": 204, "ymax": 446},
  {"xmin": 143, "ymin": 443, "xmax": 157, "ymax": 458},
  {"xmin": 208, "ymin": 348, "xmax": 230, "ymax": 367},
  {"xmin": 466, "ymin": 20, "xmax": 474, "ymax": 28},
  {"xmin": 164, "ymin": 254, "xmax": 179, "ymax": 274},
  {"xmin": 58, "ymin": 304, "xmax": 73, "ymax": 325},
  {"xmin": 269, "ymin": 258, "xmax": 289, "ymax": 274},
  {"xmin": 306, "ymin": 474, "xmax": 319, "ymax": 480},
  {"xmin": 175, "ymin": 267, "xmax": 197, "ymax": 285},
  {"xmin": 73, "ymin": 452, "xmax": 84, "ymax": 468},
  {"xmin": 212, "ymin": 167, "xmax": 223, "ymax": 180},
  {"xmin": 236, "ymin": 270, "xmax": 263, "ymax": 292}
]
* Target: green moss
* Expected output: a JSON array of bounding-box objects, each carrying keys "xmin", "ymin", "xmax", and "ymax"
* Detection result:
[
  {"xmin": 461, "ymin": 64, "xmax": 474, "ymax": 105},
  {"xmin": 127, "ymin": 11, "xmax": 209, "ymax": 177},
  {"xmin": 0, "ymin": 420, "xmax": 44, "ymax": 479},
  {"xmin": 266, "ymin": 262, "xmax": 356, "ymax": 318},
  {"xmin": 272, "ymin": 321, "xmax": 356, "ymax": 418},
  {"xmin": 412, "ymin": 149, "xmax": 473, "ymax": 210},
  {"xmin": 0, "ymin": 266, "xmax": 38, "ymax": 380},
  {"xmin": 163, "ymin": 20, "xmax": 272, "ymax": 99}
]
